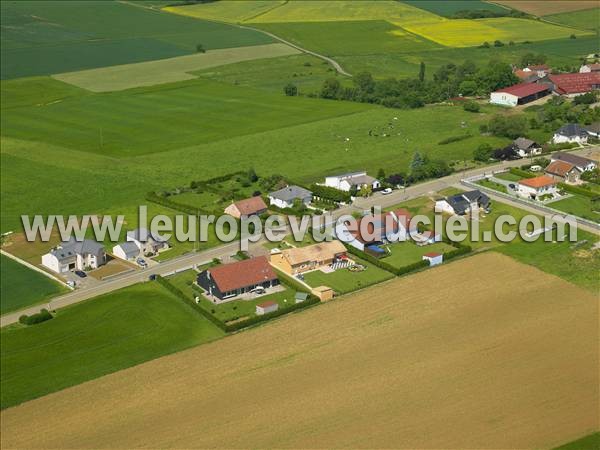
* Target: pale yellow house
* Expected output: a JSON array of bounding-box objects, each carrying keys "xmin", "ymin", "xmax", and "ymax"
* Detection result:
[{"xmin": 270, "ymin": 241, "xmax": 347, "ymax": 275}]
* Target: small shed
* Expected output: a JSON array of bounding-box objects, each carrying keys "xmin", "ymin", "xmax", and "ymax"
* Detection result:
[
  {"xmin": 295, "ymin": 292, "xmax": 309, "ymax": 304},
  {"xmin": 256, "ymin": 300, "xmax": 278, "ymax": 315},
  {"xmin": 423, "ymin": 252, "xmax": 443, "ymax": 266},
  {"xmin": 312, "ymin": 286, "xmax": 334, "ymax": 301}
]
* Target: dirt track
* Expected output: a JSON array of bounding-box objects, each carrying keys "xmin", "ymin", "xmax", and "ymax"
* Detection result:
[{"xmin": 1, "ymin": 253, "xmax": 598, "ymax": 449}]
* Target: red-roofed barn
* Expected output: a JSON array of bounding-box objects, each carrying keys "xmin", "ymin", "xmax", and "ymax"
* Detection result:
[
  {"xmin": 549, "ymin": 72, "xmax": 600, "ymax": 96},
  {"xmin": 490, "ymin": 82, "xmax": 551, "ymax": 107}
]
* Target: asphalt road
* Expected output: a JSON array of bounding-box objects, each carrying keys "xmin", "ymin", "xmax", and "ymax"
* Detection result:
[{"xmin": 2, "ymin": 147, "xmax": 598, "ymax": 327}]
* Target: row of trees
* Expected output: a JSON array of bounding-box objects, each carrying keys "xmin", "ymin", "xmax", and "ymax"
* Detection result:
[{"xmin": 313, "ymin": 60, "xmax": 519, "ymax": 109}]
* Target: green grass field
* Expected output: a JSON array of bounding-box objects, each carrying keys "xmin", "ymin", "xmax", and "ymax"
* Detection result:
[
  {"xmin": 549, "ymin": 195, "xmax": 600, "ymax": 223},
  {"xmin": 1, "ymin": 0, "xmax": 273, "ymax": 79},
  {"xmin": 253, "ymin": 20, "xmax": 442, "ymax": 56},
  {"xmin": 402, "ymin": 1, "xmax": 508, "ymax": 17},
  {"xmin": 1, "ymin": 75, "xmax": 509, "ymax": 233},
  {"xmin": 0, "ymin": 254, "xmax": 67, "ymax": 315},
  {"xmin": 544, "ymin": 8, "xmax": 600, "ymax": 31},
  {"xmin": 194, "ymin": 54, "xmax": 335, "ymax": 93},
  {"xmin": 0, "ymin": 282, "xmax": 224, "ymax": 409},
  {"xmin": 382, "ymin": 241, "xmax": 455, "ymax": 268},
  {"xmin": 303, "ymin": 257, "xmax": 394, "ymax": 294},
  {"xmin": 164, "ymin": 0, "xmax": 286, "ymax": 23},
  {"xmin": 554, "ymin": 432, "xmax": 600, "ymax": 450}
]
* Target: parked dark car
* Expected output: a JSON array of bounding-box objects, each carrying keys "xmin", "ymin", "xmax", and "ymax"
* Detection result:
[
  {"xmin": 74, "ymin": 270, "xmax": 87, "ymax": 278},
  {"xmin": 148, "ymin": 274, "xmax": 157, "ymax": 281}
]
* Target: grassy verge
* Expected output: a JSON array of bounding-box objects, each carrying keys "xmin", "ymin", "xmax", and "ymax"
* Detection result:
[
  {"xmin": 0, "ymin": 254, "xmax": 67, "ymax": 315},
  {"xmin": 0, "ymin": 282, "xmax": 224, "ymax": 409}
]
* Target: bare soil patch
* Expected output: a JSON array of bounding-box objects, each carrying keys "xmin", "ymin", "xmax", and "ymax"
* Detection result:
[{"xmin": 1, "ymin": 253, "xmax": 598, "ymax": 449}]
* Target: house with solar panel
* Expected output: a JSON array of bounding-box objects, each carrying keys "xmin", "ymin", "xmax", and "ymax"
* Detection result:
[{"xmin": 435, "ymin": 190, "xmax": 491, "ymax": 216}]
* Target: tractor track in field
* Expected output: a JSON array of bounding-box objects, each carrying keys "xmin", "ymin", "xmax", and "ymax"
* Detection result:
[{"xmin": 118, "ymin": 0, "xmax": 352, "ymax": 77}]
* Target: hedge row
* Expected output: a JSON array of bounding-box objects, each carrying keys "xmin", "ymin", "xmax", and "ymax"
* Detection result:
[
  {"xmin": 157, "ymin": 273, "xmax": 318, "ymax": 333},
  {"xmin": 155, "ymin": 275, "xmax": 227, "ymax": 331},
  {"xmin": 509, "ymin": 167, "xmax": 535, "ymax": 179},
  {"xmin": 19, "ymin": 309, "xmax": 53, "ymax": 326},
  {"xmin": 190, "ymin": 171, "xmax": 247, "ymax": 194},
  {"xmin": 558, "ymin": 183, "xmax": 598, "ymax": 199},
  {"xmin": 146, "ymin": 191, "xmax": 212, "ymax": 216},
  {"xmin": 310, "ymin": 184, "xmax": 352, "ymax": 203}
]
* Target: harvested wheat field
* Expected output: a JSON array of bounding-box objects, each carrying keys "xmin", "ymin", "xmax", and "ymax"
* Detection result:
[
  {"xmin": 2, "ymin": 253, "xmax": 598, "ymax": 449},
  {"xmin": 494, "ymin": 1, "xmax": 599, "ymax": 16}
]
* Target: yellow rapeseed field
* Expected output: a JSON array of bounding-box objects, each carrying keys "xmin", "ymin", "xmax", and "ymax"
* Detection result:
[
  {"xmin": 2, "ymin": 253, "xmax": 597, "ymax": 449},
  {"xmin": 403, "ymin": 17, "xmax": 591, "ymax": 47}
]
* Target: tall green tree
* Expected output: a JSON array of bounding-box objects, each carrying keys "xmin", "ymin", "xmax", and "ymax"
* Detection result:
[{"xmin": 418, "ymin": 62, "xmax": 425, "ymax": 82}]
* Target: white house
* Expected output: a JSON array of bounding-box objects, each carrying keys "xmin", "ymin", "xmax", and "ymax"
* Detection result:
[
  {"xmin": 324, "ymin": 171, "xmax": 381, "ymax": 192},
  {"xmin": 268, "ymin": 185, "xmax": 312, "ymax": 209},
  {"xmin": 512, "ymin": 137, "xmax": 542, "ymax": 158},
  {"xmin": 422, "ymin": 252, "xmax": 443, "ymax": 266},
  {"xmin": 337, "ymin": 209, "xmax": 411, "ymax": 252},
  {"xmin": 256, "ymin": 301, "xmax": 278, "ymax": 315},
  {"xmin": 42, "ymin": 238, "xmax": 106, "ymax": 274},
  {"xmin": 551, "ymin": 151, "xmax": 597, "ymax": 172},
  {"xmin": 435, "ymin": 190, "xmax": 491, "ymax": 216},
  {"xmin": 579, "ymin": 63, "xmax": 600, "ymax": 73},
  {"xmin": 126, "ymin": 228, "xmax": 169, "ymax": 256},
  {"xmin": 112, "ymin": 241, "xmax": 140, "ymax": 261},
  {"xmin": 517, "ymin": 175, "xmax": 558, "ymax": 200},
  {"xmin": 585, "ymin": 122, "xmax": 600, "ymax": 138},
  {"xmin": 552, "ymin": 124, "xmax": 589, "ymax": 145}
]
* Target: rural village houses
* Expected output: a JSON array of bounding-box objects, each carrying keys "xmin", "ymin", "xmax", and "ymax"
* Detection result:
[
  {"xmin": 126, "ymin": 227, "xmax": 169, "ymax": 256},
  {"xmin": 42, "ymin": 238, "xmax": 106, "ymax": 274},
  {"xmin": 516, "ymin": 175, "xmax": 558, "ymax": 200},
  {"xmin": 268, "ymin": 185, "xmax": 313, "ymax": 209},
  {"xmin": 552, "ymin": 124, "xmax": 590, "ymax": 145},
  {"xmin": 544, "ymin": 160, "xmax": 582, "ymax": 184},
  {"xmin": 435, "ymin": 190, "xmax": 491, "ymax": 216},
  {"xmin": 270, "ymin": 241, "xmax": 347, "ymax": 276},
  {"xmin": 512, "ymin": 137, "xmax": 542, "ymax": 158},
  {"xmin": 224, "ymin": 196, "xmax": 267, "ymax": 219},
  {"xmin": 324, "ymin": 171, "xmax": 381, "ymax": 192},
  {"xmin": 550, "ymin": 152, "xmax": 597, "ymax": 172},
  {"xmin": 197, "ymin": 256, "xmax": 279, "ymax": 302},
  {"xmin": 337, "ymin": 209, "xmax": 412, "ymax": 252}
]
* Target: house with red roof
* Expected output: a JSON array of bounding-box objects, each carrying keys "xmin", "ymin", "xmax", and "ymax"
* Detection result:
[
  {"xmin": 549, "ymin": 72, "xmax": 600, "ymax": 97},
  {"xmin": 337, "ymin": 208, "xmax": 412, "ymax": 252},
  {"xmin": 197, "ymin": 256, "xmax": 279, "ymax": 302},
  {"xmin": 490, "ymin": 82, "xmax": 551, "ymax": 107},
  {"xmin": 224, "ymin": 196, "xmax": 267, "ymax": 219},
  {"xmin": 517, "ymin": 175, "xmax": 558, "ymax": 200},
  {"xmin": 422, "ymin": 252, "xmax": 443, "ymax": 266}
]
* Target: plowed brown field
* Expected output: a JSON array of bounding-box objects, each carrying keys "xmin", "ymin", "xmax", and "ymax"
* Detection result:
[
  {"xmin": 494, "ymin": 1, "xmax": 599, "ymax": 15},
  {"xmin": 2, "ymin": 253, "xmax": 598, "ymax": 449}
]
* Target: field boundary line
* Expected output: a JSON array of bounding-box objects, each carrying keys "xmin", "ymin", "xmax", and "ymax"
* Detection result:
[
  {"xmin": 241, "ymin": 0, "xmax": 289, "ymax": 23},
  {"xmin": 0, "ymin": 249, "xmax": 73, "ymax": 290},
  {"xmin": 158, "ymin": 4, "xmax": 352, "ymax": 77}
]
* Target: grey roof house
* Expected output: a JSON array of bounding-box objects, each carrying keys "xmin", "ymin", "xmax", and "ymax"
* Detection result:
[
  {"xmin": 551, "ymin": 152, "xmax": 597, "ymax": 172},
  {"xmin": 512, "ymin": 137, "xmax": 542, "ymax": 157},
  {"xmin": 127, "ymin": 227, "xmax": 169, "ymax": 255},
  {"xmin": 435, "ymin": 190, "xmax": 490, "ymax": 216},
  {"xmin": 41, "ymin": 238, "xmax": 106, "ymax": 274},
  {"xmin": 268, "ymin": 185, "xmax": 313, "ymax": 209}
]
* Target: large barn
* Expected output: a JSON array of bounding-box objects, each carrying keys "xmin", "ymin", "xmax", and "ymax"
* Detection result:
[{"xmin": 490, "ymin": 82, "xmax": 551, "ymax": 107}]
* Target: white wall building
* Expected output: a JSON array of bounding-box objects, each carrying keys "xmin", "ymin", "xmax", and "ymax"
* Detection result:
[
  {"xmin": 324, "ymin": 171, "xmax": 380, "ymax": 192},
  {"xmin": 268, "ymin": 185, "xmax": 312, "ymax": 209},
  {"xmin": 517, "ymin": 175, "xmax": 558, "ymax": 200},
  {"xmin": 126, "ymin": 228, "xmax": 169, "ymax": 256},
  {"xmin": 112, "ymin": 241, "xmax": 140, "ymax": 261},
  {"xmin": 552, "ymin": 124, "xmax": 589, "ymax": 145},
  {"xmin": 422, "ymin": 252, "xmax": 443, "ymax": 266},
  {"xmin": 42, "ymin": 238, "xmax": 106, "ymax": 274}
]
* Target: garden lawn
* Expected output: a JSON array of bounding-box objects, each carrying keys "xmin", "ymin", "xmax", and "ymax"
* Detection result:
[
  {"xmin": 382, "ymin": 241, "xmax": 455, "ymax": 268},
  {"xmin": 1, "ymin": 0, "xmax": 273, "ymax": 79},
  {"xmin": 303, "ymin": 258, "xmax": 394, "ymax": 294},
  {"xmin": 476, "ymin": 178, "xmax": 508, "ymax": 194},
  {"xmin": 494, "ymin": 171, "xmax": 523, "ymax": 182},
  {"xmin": 167, "ymin": 269, "xmax": 300, "ymax": 323},
  {"xmin": 0, "ymin": 282, "xmax": 224, "ymax": 409},
  {"xmin": 549, "ymin": 195, "xmax": 600, "ymax": 223},
  {"xmin": 0, "ymin": 255, "xmax": 67, "ymax": 315}
]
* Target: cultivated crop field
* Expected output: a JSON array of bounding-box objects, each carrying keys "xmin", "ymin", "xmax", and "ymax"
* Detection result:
[
  {"xmin": 493, "ymin": 1, "xmax": 599, "ymax": 16},
  {"xmin": 403, "ymin": 17, "xmax": 591, "ymax": 47},
  {"xmin": 1, "ymin": 253, "xmax": 597, "ymax": 448},
  {"xmin": 402, "ymin": 0, "xmax": 509, "ymax": 17},
  {"xmin": 0, "ymin": 0, "xmax": 273, "ymax": 79},
  {"xmin": 546, "ymin": 8, "xmax": 600, "ymax": 31},
  {"xmin": 0, "ymin": 282, "xmax": 224, "ymax": 409},
  {"xmin": 0, "ymin": 254, "xmax": 66, "ymax": 314}
]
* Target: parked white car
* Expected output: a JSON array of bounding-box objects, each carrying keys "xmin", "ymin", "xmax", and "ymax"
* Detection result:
[{"xmin": 381, "ymin": 188, "xmax": 393, "ymax": 195}]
